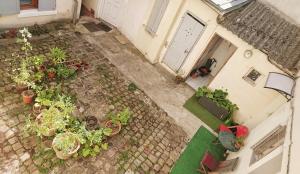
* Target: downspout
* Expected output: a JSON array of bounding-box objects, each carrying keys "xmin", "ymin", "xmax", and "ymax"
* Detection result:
[
  {"xmin": 72, "ymin": 0, "xmax": 79, "ymax": 24},
  {"xmin": 287, "ymin": 75, "xmax": 299, "ymax": 174},
  {"xmin": 154, "ymin": 0, "xmax": 187, "ymax": 63}
]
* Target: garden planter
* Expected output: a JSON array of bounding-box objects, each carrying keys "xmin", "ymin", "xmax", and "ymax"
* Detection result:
[
  {"xmin": 36, "ymin": 114, "xmax": 56, "ymax": 137},
  {"xmin": 85, "ymin": 116, "xmax": 99, "ymax": 130},
  {"xmin": 52, "ymin": 133, "xmax": 81, "ymax": 160},
  {"xmin": 105, "ymin": 120, "xmax": 122, "ymax": 136},
  {"xmin": 48, "ymin": 72, "xmax": 56, "ymax": 79},
  {"xmin": 21, "ymin": 90, "xmax": 35, "ymax": 104},
  {"xmin": 198, "ymin": 96, "xmax": 229, "ymax": 121}
]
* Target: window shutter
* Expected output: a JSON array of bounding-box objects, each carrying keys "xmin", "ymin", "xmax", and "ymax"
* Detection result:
[
  {"xmin": 0, "ymin": 0, "xmax": 20, "ymax": 16},
  {"xmin": 38, "ymin": 0, "xmax": 56, "ymax": 11},
  {"xmin": 146, "ymin": 0, "xmax": 169, "ymax": 34}
]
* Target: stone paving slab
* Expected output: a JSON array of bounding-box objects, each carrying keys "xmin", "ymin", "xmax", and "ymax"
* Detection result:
[{"xmin": 0, "ymin": 23, "xmax": 188, "ymax": 174}]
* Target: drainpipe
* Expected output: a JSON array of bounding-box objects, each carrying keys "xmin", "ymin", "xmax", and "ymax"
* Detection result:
[
  {"xmin": 154, "ymin": 0, "xmax": 187, "ymax": 63},
  {"xmin": 72, "ymin": 0, "xmax": 79, "ymax": 24},
  {"xmin": 287, "ymin": 74, "xmax": 300, "ymax": 174}
]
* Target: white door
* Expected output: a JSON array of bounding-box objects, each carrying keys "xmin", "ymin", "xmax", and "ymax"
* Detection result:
[
  {"xmin": 163, "ymin": 13, "xmax": 205, "ymax": 72},
  {"xmin": 99, "ymin": 0, "xmax": 123, "ymax": 27}
]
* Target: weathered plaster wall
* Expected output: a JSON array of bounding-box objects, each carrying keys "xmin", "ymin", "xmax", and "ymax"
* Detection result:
[{"xmin": 0, "ymin": 0, "xmax": 81, "ymax": 28}]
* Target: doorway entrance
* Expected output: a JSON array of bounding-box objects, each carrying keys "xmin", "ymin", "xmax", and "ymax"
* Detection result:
[
  {"xmin": 97, "ymin": 0, "xmax": 123, "ymax": 27},
  {"xmin": 162, "ymin": 13, "xmax": 205, "ymax": 72},
  {"xmin": 186, "ymin": 34, "xmax": 237, "ymax": 90}
]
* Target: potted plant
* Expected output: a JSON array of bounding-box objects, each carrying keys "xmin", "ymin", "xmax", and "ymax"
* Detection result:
[
  {"xmin": 47, "ymin": 68, "xmax": 56, "ymax": 79},
  {"xmin": 13, "ymin": 59, "xmax": 36, "ymax": 104},
  {"xmin": 22, "ymin": 90, "xmax": 35, "ymax": 104},
  {"xmin": 105, "ymin": 108, "xmax": 131, "ymax": 136},
  {"xmin": 35, "ymin": 106, "xmax": 66, "ymax": 136},
  {"xmin": 52, "ymin": 132, "xmax": 80, "ymax": 159}
]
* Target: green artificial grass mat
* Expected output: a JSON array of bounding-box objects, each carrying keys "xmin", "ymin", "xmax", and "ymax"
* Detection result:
[
  {"xmin": 171, "ymin": 126, "xmax": 226, "ymax": 174},
  {"xmin": 184, "ymin": 94, "xmax": 223, "ymax": 131}
]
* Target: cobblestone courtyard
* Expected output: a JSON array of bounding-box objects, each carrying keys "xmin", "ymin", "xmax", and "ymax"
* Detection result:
[{"xmin": 0, "ymin": 23, "xmax": 187, "ymax": 174}]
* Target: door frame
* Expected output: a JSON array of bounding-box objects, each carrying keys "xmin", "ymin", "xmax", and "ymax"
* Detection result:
[
  {"xmin": 161, "ymin": 11, "xmax": 207, "ymax": 73},
  {"xmin": 186, "ymin": 33, "xmax": 237, "ymax": 86},
  {"xmin": 96, "ymin": 0, "xmax": 104, "ymax": 19}
]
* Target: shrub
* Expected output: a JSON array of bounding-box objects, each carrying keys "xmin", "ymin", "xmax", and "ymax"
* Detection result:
[{"xmin": 196, "ymin": 87, "xmax": 238, "ymax": 116}]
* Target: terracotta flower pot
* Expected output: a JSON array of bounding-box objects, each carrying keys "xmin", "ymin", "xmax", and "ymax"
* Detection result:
[
  {"xmin": 21, "ymin": 90, "xmax": 35, "ymax": 104},
  {"xmin": 52, "ymin": 133, "xmax": 81, "ymax": 160},
  {"xmin": 36, "ymin": 113, "xmax": 56, "ymax": 137},
  {"xmin": 105, "ymin": 120, "xmax": 122, "ymax": 136},
  {"xmin": 48, "ymin": 72, "xmax": 56, "ymax": 79}
]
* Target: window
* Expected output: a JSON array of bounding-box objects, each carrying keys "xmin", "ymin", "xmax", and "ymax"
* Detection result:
[
  {"xmin": 146, "ymin": 0, "xmax": 169, "ymax": 35},
  {"xmin": 20, "ymin": 0, "xmax": 38, "ymax": 10},
  {"xmin": 243, "ymin": 68, "xmax": 262, "ymax": 85},
  {"xmin": 250, "ymin": 125, "xmax": 286, "ymax": 165}
]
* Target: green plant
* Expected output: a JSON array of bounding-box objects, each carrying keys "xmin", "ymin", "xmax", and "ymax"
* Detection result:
[
  {"xmin": 13, "ymin": 59, "xmax": 36, "ymax": 88},
  {"xmin": 50, "ymin": 47, "xmax": 66, "ymax": 65},
  {"xmin": 71, "ymin": 122, "xmax": 112, "ymax": 157},
  {"xmin": 38, "ymin": 106, "xmax": 66, "ymax": 134},
  {"xmin": 47, "ymin": 67, "xmax": 56, "ymax": 73},
  {"xmin": 34, "ymin": 71, "xmax": 45, "ymax": 82},
  {"xmin": 17, "ymin": 28, "xmax": 32, "ymax": 56},
  {"xmin": 52, "ymin": 95, "xmax": 75, "ymax": 118},
  {"xmin": 35, "ymin": 87, "xmax": 61, "ymax": 106},
  {"xmin": 128, "ymin": 83, "xmax": 138, "ymax": 92},
  {"xmin": 196, "ymin": 87, "xmax": 238, "ymax": 117},
  {"xmin": 56, "ymin": 64, "xmax": 76, "ymax": 79},
  {"xmin": 30, "ymin": 55, "xmax": 45, "ymax": 67},
  {"xmin": 52, "ymin": 133, "xmax": 79, "ymax": 154},
  {"xmin": 111, "ymin": 108, "xmax": 132, "ymax": 125}
]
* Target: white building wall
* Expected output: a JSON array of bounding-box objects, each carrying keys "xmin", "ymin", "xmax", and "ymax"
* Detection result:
[
  {"xmin": 289, "ymin": 73, "xmax": 300, "ymax": 174},
  {"xmin": 226, "ymin": 102, "xmax": 292, "ymax": 174},
  {"xmin": 153, "ymin": 0, "xmax": 287, "ymax": 128},
  {"xmin": 82, "ymin": 0, "xmax": 97, "ymax": 12},
  {"xmin": 0, "ymin": 0, "xmax": 82, "ymax": 28}
]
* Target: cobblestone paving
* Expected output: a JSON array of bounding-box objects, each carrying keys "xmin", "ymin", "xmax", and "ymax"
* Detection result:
[{"xmin": 0, "ymin": 23, "xmax": 188, "ymax": 174}]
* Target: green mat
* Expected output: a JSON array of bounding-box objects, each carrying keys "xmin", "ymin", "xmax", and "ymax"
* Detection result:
[
  {"xmin": 171, "ymin": 126, "xmax": 225, "ymax": 174},
  {"xmin": 184, "ymin": 95, "xmax": 223, "ymax": 131}
]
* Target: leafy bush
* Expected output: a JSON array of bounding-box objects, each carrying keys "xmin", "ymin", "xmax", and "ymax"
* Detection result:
[
  {"xmin": 53, "ymin": 133, "xmax": 79, "ymax": 154},
  {"xmin": 56, "ymin": 64, "xmax": 76, "ymax": 79},
  {"xmin": 111, "ymin": 108, "xmax": 132, "ymax": 125},
  {"xmin": 50, "ymin": 47, "xmax": 66, "ymax": 65},
  {"xmin": 196, "ymin": 86, "xmax": 238, "ymax": 116},
  {"xmin": 67, "ymin": 120, "xmax": 112, "ymax": 157}
]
